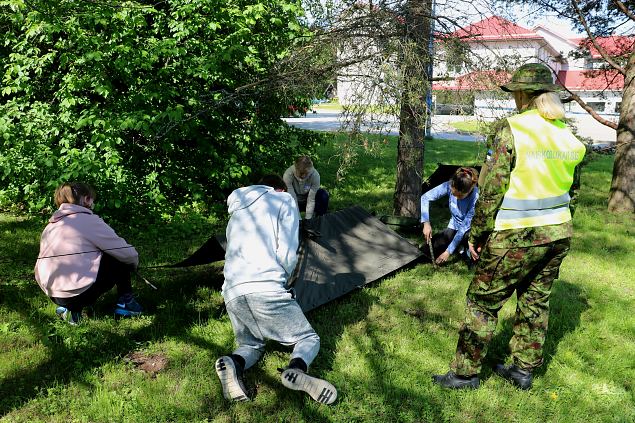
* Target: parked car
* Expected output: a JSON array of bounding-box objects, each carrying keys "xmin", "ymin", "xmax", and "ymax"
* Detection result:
[{"xmin": 433, "ymin": 103, "xmax": 474, "ymax": 116}]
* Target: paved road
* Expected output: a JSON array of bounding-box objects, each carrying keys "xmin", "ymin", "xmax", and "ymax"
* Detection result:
[
  {"xmin": 284, "ymin": 110, "xmax": 616, "ymax": 144},
  {"xmin": 283, "ymin": 111, "xmax": 482, "ymax": 142}
]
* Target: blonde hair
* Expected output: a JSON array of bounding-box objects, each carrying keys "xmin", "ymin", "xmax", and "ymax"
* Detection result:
[
  {"xmin": 54, "ymin": 182, "xmax": 96, "ymax": 207},
  {"xmin": 532, "ymin": 92, "xmax": 566, "ymax": 120},
  {"xmin": 294, "ymin": 155, "xmax": 314, "ymax": 176}
]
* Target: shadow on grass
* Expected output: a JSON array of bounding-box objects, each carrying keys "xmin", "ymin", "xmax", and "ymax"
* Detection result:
[
  {"xmin": 1, "ymin": 253, "xmax": 384, "ymax": 417},
  {"xmin": 574, "ymin": 228, "xmax": 634, "ymax": 259},
  {"xmin": 0, "ymin": 218, "xmax": 41, "ymax": 271},
  {"xmin": 354, "ymin": 318, "xmax": 447, "ymax": 420},
  {"xmin": 484, "ymin": 280, "xmax": 589, "ymax": 378},
  {"xmin": 0, "ymin": 263, "xmax": 227, "ymax": 416},
  {"xmin": 329, "ymin": 192, "xmax": 393, "ymax": 215},
  {"xmin": 192, "ymin": 285, "xmax": 378, "ymax": 421}
]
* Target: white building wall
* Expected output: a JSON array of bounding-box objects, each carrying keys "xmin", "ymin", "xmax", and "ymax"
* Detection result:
[
  {"xmin": 336, "ymin": 20, "xmax": 622, "ymax": 143},
  {"xmin": 534, "ymin": 27, "xmax": 578, "ymax": 57},
  {"xmin": 434, "ymin": 40, "xmax": 545, "ymax": 79},
  {"xmin": 472, "ymin": 90, "xmax": 618, "ymax": 143}
]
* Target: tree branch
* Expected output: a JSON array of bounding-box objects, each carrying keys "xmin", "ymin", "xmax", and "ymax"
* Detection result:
[
  {"xmin": 561, "ymin": 89, "xmax": 619, "ymax": 130},
  {"xmin": 572, "ymin": 0, "xmax": 626, "ymax": 75},
  {"xmin": 611, "ymin": 0, "xmax": 635, "ymax": 22}
]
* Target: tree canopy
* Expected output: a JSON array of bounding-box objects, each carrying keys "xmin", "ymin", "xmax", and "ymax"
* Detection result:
[{"xmin": 0, "ymin": 0, "xmax": 324, "ymax": 220}]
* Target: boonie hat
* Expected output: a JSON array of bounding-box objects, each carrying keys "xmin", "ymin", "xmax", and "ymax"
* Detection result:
[{"xmin": 500, "ymin": 63, "xmax": 561, "ymax": 92}]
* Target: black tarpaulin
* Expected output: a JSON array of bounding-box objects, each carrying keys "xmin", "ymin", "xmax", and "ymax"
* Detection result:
[
  {"xmin": 289, "ymin": 206, "xmax": 422, "ymax": 311},
  {"xmin": 161, "ymin": 235, "xmax": 226, "ymax": 268},
  {"xmin": 164, "ymin": 206, "xmax": 422, "ymax": 312}
]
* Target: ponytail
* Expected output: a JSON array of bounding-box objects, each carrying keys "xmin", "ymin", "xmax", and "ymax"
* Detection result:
[{"xmin": 532, "ymin": 92, "xmax": 566, "ymax": 120}]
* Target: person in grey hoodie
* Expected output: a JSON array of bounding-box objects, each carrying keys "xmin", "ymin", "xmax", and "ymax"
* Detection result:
[
  {"xmin": 35, "ymin": 182, "xmax": 142, "ymax": 324},
  {"xmin": 215, "ymin": 174, "xmax": 337, "ymax": 405},
  {"xmin": 283, "ymin": 155, "xmax": 329, "ymax": 219}
]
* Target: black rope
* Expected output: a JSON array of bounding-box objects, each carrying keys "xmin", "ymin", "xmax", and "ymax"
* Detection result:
[
  {"xmin": 37, "ymin": 246, "xmax": 159, "ymax": 290},
  {"xmin": 35, "ymin": 245, "xmax": 135, "ymax": 260}
]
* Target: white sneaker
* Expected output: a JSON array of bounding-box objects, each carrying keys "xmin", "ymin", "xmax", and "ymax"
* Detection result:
[
  {"xmin": 280, "ymin": 368, "xmax": 337, "ymax": 405},
  {"xmin": 215, "ymin": 356, "xmax": 250, "ymax": 402}
]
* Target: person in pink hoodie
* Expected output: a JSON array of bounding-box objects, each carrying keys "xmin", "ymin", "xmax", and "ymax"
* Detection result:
[{"xmin": 35, "ymin": 182, "xmax": 142, "ymax": 324}]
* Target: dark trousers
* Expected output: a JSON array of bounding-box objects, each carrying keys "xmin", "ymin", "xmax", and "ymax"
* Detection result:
[
  {"xmin": 298, "ymin": 188, "xmax": 329, "ymax": 216},
  {"xmin": 421, "ymin": 228, "xmax": 469, "ymax": 262},
  {"xmin": 51, "ymin": 253, "xmax": 134, "ymax": 312}
]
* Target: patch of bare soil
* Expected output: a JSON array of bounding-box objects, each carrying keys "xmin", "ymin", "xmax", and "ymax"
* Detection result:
[{"xmin": 124, "ymin": 351, "xmax": 168, "ymax": 377}]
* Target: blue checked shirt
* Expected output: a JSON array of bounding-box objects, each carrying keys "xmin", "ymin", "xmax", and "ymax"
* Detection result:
[{"xmin": 420, "ymin": 181, "xmax": 479, "ymax": 254}]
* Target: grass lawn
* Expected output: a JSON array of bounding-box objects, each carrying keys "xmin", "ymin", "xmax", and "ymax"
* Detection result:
[
  {"xmin": 448, "ymin": 120, "xmax": 487, "ymax": 134},
  {"xmin": 1, "ymin": 136, "xmax": 634, "ymax": 422},
  {"xmin": 312, "ymin": 101, "xmax": 343, "ymax": 112}
]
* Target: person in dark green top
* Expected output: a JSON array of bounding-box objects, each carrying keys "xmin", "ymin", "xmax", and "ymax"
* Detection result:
[{"xmin": 432, "ymin": 63, "xmax": 586, "ymax": 390}]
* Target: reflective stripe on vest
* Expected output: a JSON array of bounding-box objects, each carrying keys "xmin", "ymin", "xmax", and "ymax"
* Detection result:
[{"xmin": 494, "ymin": 109, "xmax": 585, "ymax": 231}]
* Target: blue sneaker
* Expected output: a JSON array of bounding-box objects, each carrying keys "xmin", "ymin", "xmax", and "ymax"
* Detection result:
[
  {"xmin": 55, "ymin": 306, "xmax": 81, "ymax": 325},
  {"xmin": 114, "ymin": 294, "xmax": 143, "ymax": 317}
]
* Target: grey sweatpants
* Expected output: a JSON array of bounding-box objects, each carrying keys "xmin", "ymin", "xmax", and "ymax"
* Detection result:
[{"xmin": 225, "ymin": 289, "xmax": 320, "ymax": 370}]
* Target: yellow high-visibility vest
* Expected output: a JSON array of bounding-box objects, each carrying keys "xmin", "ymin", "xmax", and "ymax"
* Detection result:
[{"xmin": 494, "ymin": 109, "xmax": 586, "ymax": 231}]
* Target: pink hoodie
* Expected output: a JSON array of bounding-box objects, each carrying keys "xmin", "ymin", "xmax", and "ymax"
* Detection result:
[{"xmin": 34, "ymin": 203, "xmax": 139, "ymax": 298}]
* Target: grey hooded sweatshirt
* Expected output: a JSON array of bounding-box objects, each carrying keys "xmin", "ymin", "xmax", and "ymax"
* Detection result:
[{"xmin": 221, "ymin": 185, "xmax": 300, "ymax": 303}]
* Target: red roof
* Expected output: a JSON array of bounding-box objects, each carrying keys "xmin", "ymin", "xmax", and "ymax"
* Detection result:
[
  {"xmin": 572, "ymin": 36, "xmax": 635, "ymax": 59},
  {"xmin": 452, "ymin": 16, "xmax": 542, "ymax": 40},
  {"xmin": 434, "ymin": 69, "xmax": 624, "ymax": 92},
  {"xmin": 433, "ymin": 70, "xmax": 511, "ymax": 91},
  {"xmin": 556, "ymin": 70, "xmax": 624, "ymax": 90}
]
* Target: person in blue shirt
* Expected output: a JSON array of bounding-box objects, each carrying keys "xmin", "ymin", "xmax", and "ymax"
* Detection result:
[{"xmin": 421, "ymin": 167, "xmax": 479, "ymax": 266}]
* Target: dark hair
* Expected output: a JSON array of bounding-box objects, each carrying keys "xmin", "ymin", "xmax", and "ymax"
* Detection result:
[
  {"xmin": 54, "ymin": 182, "xmax": 96, "ymax": 207},
  {"xmin": 258, "ymin": 174, "xmax": 287, "ymax": 191},
  {"xmin": 450, "ymin": 167, "xmax": 478, "ymax": 194}
]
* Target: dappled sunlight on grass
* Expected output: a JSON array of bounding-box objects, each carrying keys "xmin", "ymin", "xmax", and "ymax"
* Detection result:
[{"xmin": 1, "ymin": 146, "xmax": 634, "ymax": 421}]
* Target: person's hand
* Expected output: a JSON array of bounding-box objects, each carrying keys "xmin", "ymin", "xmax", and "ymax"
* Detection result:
[
  {"xmin": 468, "ymin": 242, "xmax": 481, "ymax": 261},
  {"xmin": 422, "ymin": 222, "xmax": 432, "ymax": 242},
  {"xmin": 435, "ymin": 250, "xmax": 451, "ymax": 264}
]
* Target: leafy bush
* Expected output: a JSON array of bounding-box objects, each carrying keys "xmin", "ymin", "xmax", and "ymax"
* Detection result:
[{"xmin": 0, "ymin": 0, "xmax": 324, "ymax": 222}]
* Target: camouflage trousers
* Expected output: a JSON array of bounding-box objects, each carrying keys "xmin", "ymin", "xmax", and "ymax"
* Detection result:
[{"xmin": 451, "ymin": 237, "xmax": 571, "ymax": 376}]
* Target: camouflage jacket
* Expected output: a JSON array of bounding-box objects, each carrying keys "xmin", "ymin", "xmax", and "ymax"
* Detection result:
[{"xmin": 468, "ymin": 115, "xmax": 582, "ymax": 249}]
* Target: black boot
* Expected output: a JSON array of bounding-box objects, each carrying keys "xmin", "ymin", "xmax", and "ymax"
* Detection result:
[
  {"xmin": 432, "ymin": 371, "xmax": 480, "ymax": 390},
  {"xmin": 494, "ymin": 364, "xmax": 533, "ymax": 390}
]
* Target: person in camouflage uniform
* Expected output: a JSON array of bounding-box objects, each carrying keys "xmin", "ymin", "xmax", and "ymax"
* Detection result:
[{"xmin": 432, "ymin": 63, "xmax": 586, "ymax": 390}]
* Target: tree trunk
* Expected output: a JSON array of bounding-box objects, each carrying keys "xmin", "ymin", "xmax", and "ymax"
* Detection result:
[
  {"xmin": 608, "ymin": 50, "xmax": 635, "ymax": 213},
  {"xmin": 393, "ymin": 0, "xmax": 432, "ymax": 217}
]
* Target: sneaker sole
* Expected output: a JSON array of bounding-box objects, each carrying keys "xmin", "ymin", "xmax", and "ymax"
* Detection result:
[
  {"xmin": 114, "ymin": 308, "xmax": 142, "ymax": 317},
  {"xmin": 215, "ymin": 357, "xmax": 250, "ymax": 402},
  {"xmin": 280, "ymin": 369, "xmax": 337, "ymax": 405}
]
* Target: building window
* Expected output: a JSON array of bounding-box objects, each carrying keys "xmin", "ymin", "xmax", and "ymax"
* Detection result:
[
  {"xmin": 448, "ymin": 62, "xmax": 463, "ymax": 74},
  {"xmin": 587, "ymin": 102, "xmax": 605, "ymax": 112},
  {"xmin": 615, "ymin": 102, "xmax": 621, "ymax": 113},
  {"xmin": 585, "ymin": 59, "xmax": 605, "ymax": 70}
]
